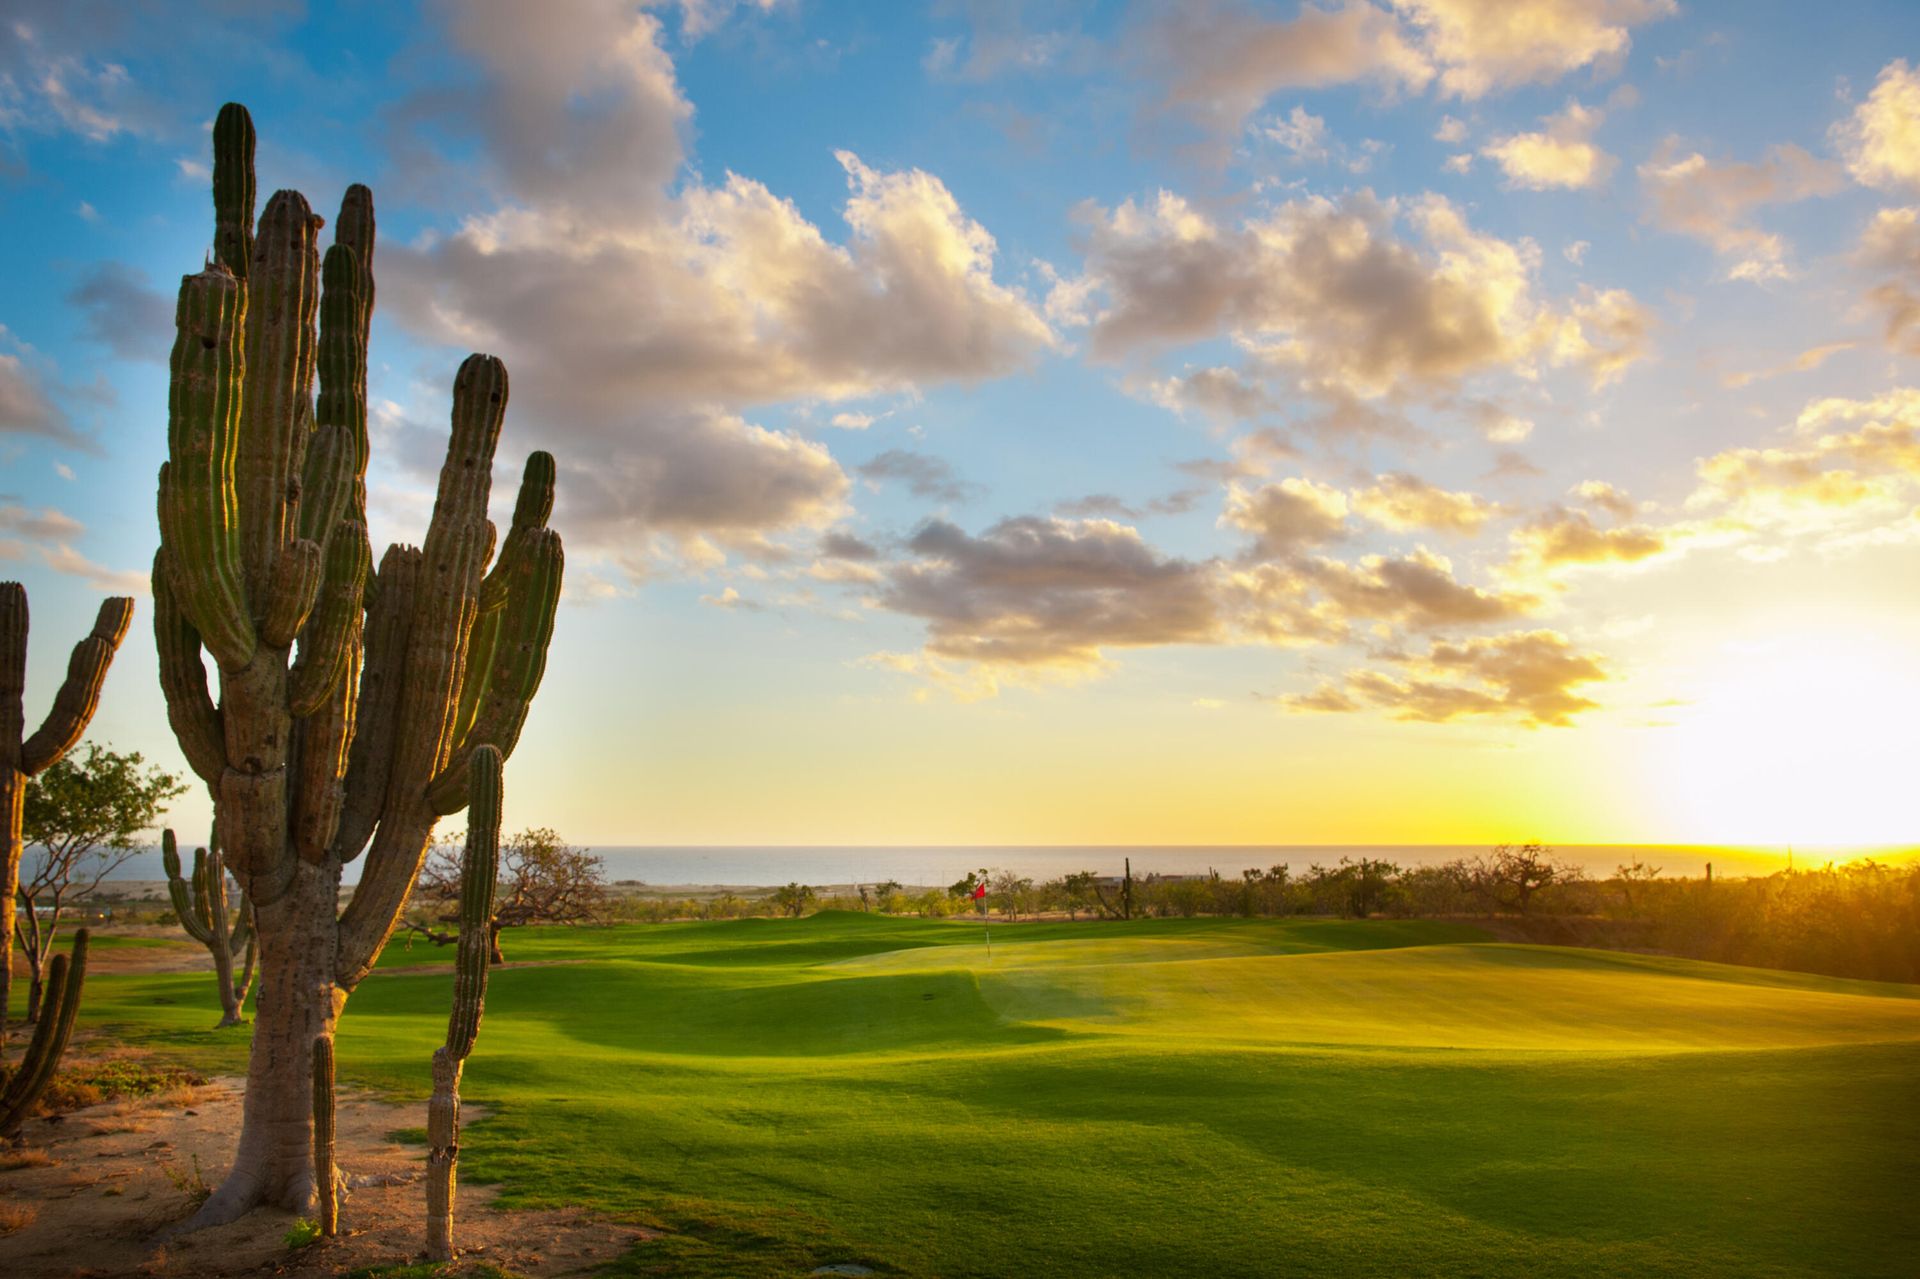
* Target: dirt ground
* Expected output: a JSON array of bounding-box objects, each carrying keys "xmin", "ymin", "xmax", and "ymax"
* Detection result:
[{"xmin": 0, "ymin": 1068, "xmax": 652, "ymax": 1279}]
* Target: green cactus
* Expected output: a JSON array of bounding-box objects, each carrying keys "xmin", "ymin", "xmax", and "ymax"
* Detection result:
[
  {"xmin": 162, "ymin": 825, "xmax": 256, "ymax": 1026},
  {"xmin": 2, "ymin": 586, "xmax": 132, "ymax": 1057},
  {"xmin": 425, "ymin": 745, "xmax": 502, "ymax": 1263},
  {"xmin": 0, "ymin": 929, "xmax": 90, "ymax": 1138},
  {"xmin": 152, "ymin": 103, "xmax": 562, "ymax": 1225},
  {"xmin": 312, "ymin": 1034, "xmax": 337, "ymax": 1236}
]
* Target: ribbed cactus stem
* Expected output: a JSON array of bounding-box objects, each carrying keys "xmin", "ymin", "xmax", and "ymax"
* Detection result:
[
  {"xmin": 0, "ymin": 929, "xmax": 89, "ymax": 1137},
  {"xmin": 425, "ymin": 745, "xmax": 502, "ymax": 1262},
  {"xmin": 3, "ymin": 585, "xmax": 130, "ymax": 1057},
  {"xmin": 312, "ymin": 1035, "xmax": 337, "ymax": 1236},
  {"xmin": 161, "ymin": 823, "xmax": 254, "ymax": 1026},
  {"xmin": 151, "ymin": 103, "xmax": 563, "ymax": 1227}
]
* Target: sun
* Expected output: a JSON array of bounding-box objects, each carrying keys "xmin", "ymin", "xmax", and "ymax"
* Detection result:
[{"xmin": 1651, "ymin": 630, "xmax": 1920, "ymax": 848}]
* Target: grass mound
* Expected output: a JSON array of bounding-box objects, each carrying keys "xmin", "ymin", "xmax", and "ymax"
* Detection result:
[{"xmin": 65, "ymin": 914, "xmax": 1920, "ymax": 1277}]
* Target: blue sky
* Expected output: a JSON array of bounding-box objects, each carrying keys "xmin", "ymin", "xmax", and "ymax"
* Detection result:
[{"xmin": 6, "ymin": 1, "xmax": 1920, "ymax": 848}]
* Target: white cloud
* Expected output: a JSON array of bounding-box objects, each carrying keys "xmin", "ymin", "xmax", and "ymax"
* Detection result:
[
  {"xmin": 1834, "ymin": 59, "xmax": 1920, "ymax": 191},
  {"xmin": 1638, "ymin": 138, "xmax": 1843, "ymax": 280},
  {"xmin": 1481, "ymin": 100, "xmax": 1614, "ymax": 190}
]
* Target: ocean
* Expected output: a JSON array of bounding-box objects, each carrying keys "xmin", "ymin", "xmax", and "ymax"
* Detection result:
[{"xmin": 78, "ymin": 842, "xmax": 1904, "ymax": 890}]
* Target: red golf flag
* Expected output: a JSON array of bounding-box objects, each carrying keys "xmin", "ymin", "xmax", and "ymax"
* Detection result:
[{"xmin": 972, "ymin": 882, "xmax": 987, "ymax": 900}]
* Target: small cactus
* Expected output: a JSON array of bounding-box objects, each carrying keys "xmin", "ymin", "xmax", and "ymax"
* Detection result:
[
  {"xmin": 2, "ymin": 585, "xmax": 132, "ymax": 1056},
  {"xmin": 162, "ymin": 824, "xmax": 256, "ymax": 1026},
  {"xmin": 424, "ymin": 745, "xmax": 502, "ymax": 1261},
  {"xmin": 0, "ymin": 929, "xmax": 90, "ymax": 1138},
  {"xmin": 312, "ymin": 1035, "xmax": 337, "ymax": 1236}
]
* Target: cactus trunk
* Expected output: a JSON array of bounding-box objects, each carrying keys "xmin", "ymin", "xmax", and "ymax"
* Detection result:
[
  {"xmin": 191, "ymin": 863, "xmax": 343, "ymax": 1222},
  {"xmin": 152, "ymin": 105, "xmax": 561, "ymax": 1227}
]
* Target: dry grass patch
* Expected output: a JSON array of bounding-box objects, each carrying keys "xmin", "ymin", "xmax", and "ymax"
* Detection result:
[
  {"xmin": 0, "ymin": 1148, "xmax": 55, "ymax": 1171},
  {"xmin": 0, "ymin": 1203, "xmax": 37, "ymax": 1236}
]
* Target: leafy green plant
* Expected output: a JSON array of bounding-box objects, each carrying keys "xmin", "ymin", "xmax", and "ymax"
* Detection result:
[{"xmin": 284, "ymin": 1217, "xmax": 322, "ymax": 1249}]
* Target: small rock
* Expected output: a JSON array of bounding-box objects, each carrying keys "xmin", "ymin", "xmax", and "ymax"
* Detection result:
[{"xmin": 811, "ymin": 1266, "xmax": 875, "ymax": 1276}]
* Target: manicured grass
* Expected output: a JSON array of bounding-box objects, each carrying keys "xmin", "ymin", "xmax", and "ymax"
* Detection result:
[{"xmin": 69, "ymin": 913, "xmax": 1920, "ymax": 1277}]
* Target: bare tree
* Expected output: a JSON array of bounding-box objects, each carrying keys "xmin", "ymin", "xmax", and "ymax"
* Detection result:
[
  {"xmin": 408, "ymin": 827, "xmax": 604, "ymax": 963},
  {"xmin": 1478, "ymin": 843, "xmax": 1581, "ymax": 915},
  {"xmin": 18, "ymin": 743, "xmax": 185, "ymax": 1017}
]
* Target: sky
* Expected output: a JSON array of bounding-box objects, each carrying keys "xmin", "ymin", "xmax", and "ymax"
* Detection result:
[{"xmin": 4, "ymin": 0, "xmax": 1920, "ymax": 850}]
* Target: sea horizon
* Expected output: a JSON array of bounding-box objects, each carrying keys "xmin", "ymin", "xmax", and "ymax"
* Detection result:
[{"xmin": 84, "ymin": 841, "xmax": 1919, "ymax": 890}]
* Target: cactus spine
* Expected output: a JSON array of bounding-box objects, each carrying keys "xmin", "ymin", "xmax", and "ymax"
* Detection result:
[
  {"xmin": 0, "ymin": 929, "xmax": 90, "ymax": 1137},
  {"xmin": 312, "ymin": 1034, "xmax": 337, "ymax": 1236},
  {"xmin": 162, "ymin": 825, "xmax": 256, "ymax": 1026},
  {"xmin": 2, "ymin": 586, "xmax": 132, "ymax": 1055},
  {"xmin": 425, "ymin": 745, "xmax": 502, "ymax": 1263},
  {"xmin": 153, "ymin": 103, "xmax": 562, "ymax": 1225}
]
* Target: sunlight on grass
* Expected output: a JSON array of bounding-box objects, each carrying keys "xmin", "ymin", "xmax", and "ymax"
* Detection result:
[{"xmin": 77, "ymin": 914, "xmax": 1920, "ymax": 1278}]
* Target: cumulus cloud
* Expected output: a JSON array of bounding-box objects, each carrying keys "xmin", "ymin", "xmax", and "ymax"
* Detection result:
[
  {"xmin": 1394, "ymin": 0, "xmax": 1673, "ymax": 100},
  {"xmin": 67, "ymin": 262, "xmax": 170, "ymax": 362},
  {"xmin": 0, "ymin": 500, "xmax": 144, "ymax": 593},
  {"xmin": 878, "ymin": 516, "xmax": 1226, "ymax": 667},
  {"xmin": 1303, "ymin": 547, "xmax": 1533, "ymax": 629},
  {"xmin": 373, "ymin": 2, "xmax": 1056, "ymax": 579},
  {"xmin": 1067, "ymin": 189, "xmax": 1647, "ymax": 398},
  {"xmin": 1507, "ymin": 506, "xmax": 1667, "ymax": 570},
  {"xmin": 1137, "ymin": 0, "xmax": 1671, "ymax": 139},
  {"xmin": 1134, "ymin": 365, "xmax": 1282, "ymax": 424},
  {"xmin": 1143, "ymin": 1, "xmax": 1432, "ymax": 140},
  {"xmin": 1688, "ymin": 388, "xmax": 1920, "ymax": 519},
  {"xmin": 1481, "ymin": 100, "xmax": 1613, "ymax": 190},
  {"xmin": 1352, "ymin": 472, "xmax": 1497, "ymax": 533},
  {"xmin": 856, "ymin": 450, "xmax": 980, "ymax": 504},
  {"xmin": 1855, "ymin": 206, "xmax": 1920, "ymax": 352},
  {"xmin": 1638, "ymin": 139, "xmax": 1843, "ymax": 280},
  {"xmin": 1221, "ymin": 477, "xmax": 1350, "ymax": 556},
  {"xmin": 1289, "ymin": 629, "xmax": 1608, "ymax": 725},
  {"xmin": 1834, "ymin": 59, "xmax": 1920, "ymax": 191},
  {"xmin": 0, "ymin": 340, "xmax": 85, "ymax": 448},
  {"xmin": 1571, "ymin": 479, "xmax": 1636, "ymax": 518}
]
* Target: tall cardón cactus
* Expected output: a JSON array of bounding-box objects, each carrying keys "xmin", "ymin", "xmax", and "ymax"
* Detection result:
[
  {"xmin": 154, "ymin": 103, "xmax": 562, "ymax": 1225},
  {"xmin": 425, "ymin": 745, "xmax": 503, "ymax": 1262},
  {"xmin": 162, "ymin": 825, "xmax": 256, "ymax": 1026},
  {"xmin": 2, "ymin": 586, "xmax": 132, "ymax": 1052}
]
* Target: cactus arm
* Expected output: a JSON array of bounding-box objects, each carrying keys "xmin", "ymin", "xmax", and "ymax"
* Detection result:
[
  {"xmin": 288, "ymin": 524, "xmax": 369, "ymax": 716},
  {"xmin": 152, "ymin": 552, "xmax": 226, "ymax": 786},
  {"xmin": 161, "ymin": 266, "xmax": 254, "ymax": 670},
  {"xmin": 259, "ymin": 537, "xmax": 323, "ymax": 649},
  {"xmin": 427, "ymin": 529, "xmax": 562, "ymax": 816},
  {"xmin": 292, "ymin": 640, "xmax": 358, "ymax": 865},
  {"xmin": 312, "ymin": 1034, "xmax": 338, "ymax": 1235},
  {"xmin": 212, "ymin": 103, "xmax": 255, "ymax": 280},
  {"xmin": 0, "ymin": 929, "xmax": 89, "ymax": 1137},
  {"xmin": 308, "ymin": 241, "xmax": 366, "ymax": 536},
  {"xmin": 426, "ymin": 745, "xmax": 501, "ymax": 1262},
  {"xmin": 163, "ymin": 830, "xmax": 215, "ymax": 945},
  {"xmin": 446, "ymin": 747, "xmax": 501, "ymax": 1058},
  {"xmin": 331, "ymin": 545, "xmax": 418, "ymax": 863},
  {"xmin": 451, "ymin": 452, "xmax": 556, "ymax": 748},
  {"xmin": 236, "ymin": 190, "xmax": 322, "ymax": 610},
  {"xmin": 298, "ymin": 423, "xmax": 355, "ymax": 550},
  {"xmin": 21, "ymin": 598, "xmax": 134, "ymax": 776},
  {"xmin": 335, "ymin": 358, "xmax": 507, "ymax": 988},
  {"xmin": 1, "ymin": 583, "xmax": 23, "ymax": 767}
]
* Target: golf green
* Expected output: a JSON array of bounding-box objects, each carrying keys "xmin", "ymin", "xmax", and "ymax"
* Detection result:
[{"xmin": 74, "ymin": 913, "xmax": 1920, "ymax": 1277}]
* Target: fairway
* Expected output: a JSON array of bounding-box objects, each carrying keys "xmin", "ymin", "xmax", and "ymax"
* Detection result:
[{"xmin": 79, "ymin": 914, "xmax": 1920, "ymax": 1277}]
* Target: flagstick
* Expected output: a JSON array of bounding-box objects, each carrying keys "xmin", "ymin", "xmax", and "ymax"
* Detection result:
[{"xmin": 984, "ymin": 923, "xmax": 992, "ymax": 965}]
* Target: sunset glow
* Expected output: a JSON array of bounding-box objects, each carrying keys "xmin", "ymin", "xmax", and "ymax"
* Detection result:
[{"xmin": 4, "ymin": 2, "xmax": 1919, "ymax": 853}]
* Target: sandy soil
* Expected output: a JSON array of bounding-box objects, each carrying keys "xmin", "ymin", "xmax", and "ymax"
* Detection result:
[{"xmin": 0, "ymin": 1069, "xmax": 652, "ymax": 1278}]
